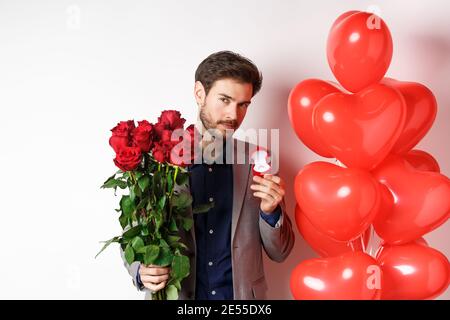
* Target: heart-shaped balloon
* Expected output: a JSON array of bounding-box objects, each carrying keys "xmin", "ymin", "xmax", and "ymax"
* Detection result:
[
  {"xmin": 372, "ymin": 154, "xmax": 450, "ymax": 244},
  {"xmin": 403, "ymin": 149, "xmax": 440, "ymax": 173},
  {"xmin": 327, "ymin": 11, "xmax": 393, "ymax": 93},
  {"xmin": 295, "ymin": 204, "xmax": 371, "ymax": 257},
  {"xmin": 376, "ymin": 241, "xmax": 450, "ymax": 300},
  {"xmin": 295, "ymin": 161, "xmax": 380, "ymax": 241},
  {"xmin": 382, "ymin": 78, "xmax": 437, "ymax": 154},
  {"xmin": 313, "ymin": 83, "xmax": 406, "ymax": 170},
  {"xmin": 290, "ymin": 251, "xmax": 381, "ymax": 300},
  {"xmin": 287, "ymin": 79, "xmax": 340, "ymax": 157}
]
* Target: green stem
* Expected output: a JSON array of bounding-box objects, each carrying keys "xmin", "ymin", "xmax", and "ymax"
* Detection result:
[
  {"xmin": 171, "ymin": 166, "xmax": 179, "ymax": 197},
  {"xmin": 167, "ymin": 166, "xmax": 179, "ymax": 221},
  {"xmin": 128, "ymin": 171, "xmax": 137, "ymax": 185}
]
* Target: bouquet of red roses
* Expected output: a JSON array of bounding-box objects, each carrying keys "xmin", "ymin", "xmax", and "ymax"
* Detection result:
[{"xmin": 97, "ymin": 110, "xmax": 203, "ymax": 300}]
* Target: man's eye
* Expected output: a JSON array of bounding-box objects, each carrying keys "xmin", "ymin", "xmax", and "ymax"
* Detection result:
[{"xmin": 220, "ymin": 98, "xmax": 229, "ymax": 103}]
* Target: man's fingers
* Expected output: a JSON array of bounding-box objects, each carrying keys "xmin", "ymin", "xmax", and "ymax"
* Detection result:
[
  {"xmin": 263, "ymin": 174, "xmax": 281, "ymax": 185},
  {"xmin": 143, "ymin": 280, "xmax": 167, "ymax": 292},
  {"xmin": 253, "ymin": 175, "xmax": 284, "ymax": 193},
  {"xmin": 140, "ymin": 274, "xmax": 170, "ymax": 284},
  {"xmin": 250, "ymin": 182, "xmax": 285, "ymax": 199},
  {"xmin": 139, "ymin": 265, "xmax": 171, "ymax": 276},
  {"xmin": 253, "ymin": 191, "xmax": 276, "ymax": 202}
]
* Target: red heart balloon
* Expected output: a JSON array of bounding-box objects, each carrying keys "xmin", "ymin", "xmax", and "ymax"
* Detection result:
[
  {"xmin": 295, "ymin": 161, "xmax": 380, "ymax": 241},
  {"xmin": 288, "ymin": 79, "xmax": 340, "ymax": 157},
  {"xmin": 313, "ymin": 84, "xmax": 406, "ymax": 170},
  {"xmin": 403, "ymin": 149, "xmax": 440, "ymax": 173},
  {"xmin": 372, "ymin": 154, "xmax": 450, "ymax": 244},
  {"xmin": 327, "ymin": 11, "xmax": 393, "ymax": 93},
  {"xmin": 290, "ymin": 252, "xmax": 381, "ymax": 300},
  {"xmin": 382, "ymin": 78, "xmax": 437, "ymax": 154},
  {"xmin": 376, "ymin": 242, "xmax": 450, "ymax": 300},
  {"xmin": 295, "ymin": 204, "xmax": 371, "ymax": 257}
]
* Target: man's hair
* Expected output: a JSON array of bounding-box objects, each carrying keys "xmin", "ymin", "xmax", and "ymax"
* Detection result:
[{"xmin": 195, "ymin": 50, "xmax": 263, "ymax": 97}]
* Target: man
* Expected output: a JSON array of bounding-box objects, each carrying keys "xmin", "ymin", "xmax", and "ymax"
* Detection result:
[{"xmin": 122, "ymin": 51, "xmax": 295, "ymax": 300}]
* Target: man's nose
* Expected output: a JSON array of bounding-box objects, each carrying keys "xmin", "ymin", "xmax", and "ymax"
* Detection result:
[{"xmin": 224, "ymin": 103, "xmax": 238, "ymax": 120}]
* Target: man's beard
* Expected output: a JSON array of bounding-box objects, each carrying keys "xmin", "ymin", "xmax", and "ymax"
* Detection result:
[{"xmin": 199, "ymin": 103, "xmax": 238, "ymax": 136}]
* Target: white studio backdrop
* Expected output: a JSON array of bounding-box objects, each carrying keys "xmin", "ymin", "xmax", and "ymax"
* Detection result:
[{"xmin": 0, "ymin": 0, "xmax": 449, "ymax": 299}]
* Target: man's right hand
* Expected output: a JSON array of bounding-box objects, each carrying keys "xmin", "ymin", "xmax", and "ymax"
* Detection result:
[{"xmin": 138, "ymin": 264, "xmax": 171, "ymax": 292}]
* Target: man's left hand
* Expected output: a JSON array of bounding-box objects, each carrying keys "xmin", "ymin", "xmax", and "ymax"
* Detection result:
[{"xmin": 251, "ymin": 174, "xmax": 285, "ymax": 214}]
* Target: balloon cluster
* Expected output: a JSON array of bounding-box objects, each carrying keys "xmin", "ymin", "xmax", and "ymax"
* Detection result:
[{"xmin": 288, "ymin": 11, "xmax": 450, "ymax": 300}]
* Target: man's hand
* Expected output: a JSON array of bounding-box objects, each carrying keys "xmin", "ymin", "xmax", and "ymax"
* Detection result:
[
  {"xmin": 139, "ymin": 264, "xmax": 171, "ymax": 293},
  {"xmin": 250, "ymin": 174, "xmax": 285, "ymax": 213}
]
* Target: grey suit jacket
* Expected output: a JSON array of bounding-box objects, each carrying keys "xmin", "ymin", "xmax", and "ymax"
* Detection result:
[{"xmin": 121, "ymin": 139, "xmax": 295, "ymax": 300}]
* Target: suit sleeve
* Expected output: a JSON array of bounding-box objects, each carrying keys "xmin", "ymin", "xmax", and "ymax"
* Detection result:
[
  {"xmin": 257, "ymin": 148, "xmax": 295, "ymax": 262},
  {"xmin": 259, "ymin": 196, "xmax": 295, "ymax": 262},
  {"xmin": 120, "ymin": 246, "xmax": 144, "ymax": 291}
]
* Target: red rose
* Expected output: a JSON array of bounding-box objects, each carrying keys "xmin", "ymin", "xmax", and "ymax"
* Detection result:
[
  {"xmin": 113, "ymin": 146, "xmax": 142, "ymax": 171},
  {"xmin": 158, "ymin": 110, "xmax": 186, "ymax": 130},
  {"xmin": 109, "ymin": 120, "xmax": 135, "ymax": 153},
  {"xmin": 132, "ymin": 120, "xmax": 154, "ymax": 153},
  {"xmin": 154, "ymin": 110, "xmax": 186, "ymax": 138},
  {"xmin": 169, "ymin": 124, "xmax": 199, "ymax": 167},
  {"xmin": 152, "ymin": 141, "xmax": 173, "ymax": 163},
  {"xmin": 160, "ymin": 129, "xmax": 173, "ymax": 143}
]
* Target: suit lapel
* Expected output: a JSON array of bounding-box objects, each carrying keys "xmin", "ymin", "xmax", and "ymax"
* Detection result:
[{"xmin": 231, "ymin": 140, "xmax": 251, "ymax": 246}]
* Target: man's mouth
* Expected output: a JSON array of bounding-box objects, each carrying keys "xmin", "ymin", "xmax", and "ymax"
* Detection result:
[{"xmin": 219, "ymin": 123, "xmax": 236, "ymax": 129}]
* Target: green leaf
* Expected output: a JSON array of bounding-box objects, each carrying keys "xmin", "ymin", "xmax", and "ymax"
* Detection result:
[
  {"xmin": 173, "ymin": 279, "xmax": 181, "ymax": 291},
  {"xmin": 165, "ymin": 284, "xmax": 178, "ymax": 300},
  {"xmin": 154, "ymin": 214, "xmax": 163, "ymax": 231},
  {"xmin": 124, "ymin": 244, "xmax": 135, "ymax": 264},
  {"xmin": 175, "ymin": 172, "xmax": 189, "ymax": 186},
  {"xmin": 119, "ymin": 213, "xmax": 128, "ymax": 229},
  {"xmin": 138, "ymin": 175, "xmax": 150, "ymax": 192},
  {"xmin": 167, "ymin": 235, "xmax": 181, "ymax": 246},
  {"xmin": 159, "ymin": 238, "xmax": 170, "ymax": 248},
  {"xmin": 181, "ymin": 217, "xmax": 193, "ymax": 231},
  {"xmin": 153, "ymin": 246, "xmax": 173, "ymax": 267},
  {"xmin": 153, "ymin": 171, "xmax": 164, "ymax": 197},
  {"xmin": 122, "ymin": 225, "xmax": 141, "ymax": 240},
  {"xmin": 129, "ymin": 187, "xmax": 136, "ymax": 202},
  {"xmin": 157, "ymin": 195, "xmax": 167, "ymax": 211},
  {"xmin": 167, "ymin": 172, "xmax": 173, "ymax": 193},
  {"xmin": 120, "ymin": 195, "xmax": 135, "ymax": 216},
  {"xmin": 136, "ymin": 197, "xmax": 148, "ymax": 211},
  {"xmin": 192, "ymin": 202, "xmax": 214, "ymax": 214},
  {"xmin": 144, "ymin": 245, "xmax": 160, "ymax": 265},
  {"xmin": 131, "ymin": 236, "xmax": 144, "ymax": 251},
  {"xmin": 141, "ymin": 226, "xmax": 149, "ymax": 236},
  {"xmin": 135, "ymin": 171, "xmax": 143, "ymax": 180},
  {"xmin": 134, "ymin": 183, "xmax": 142, "ymax": 198},
  {"xmin": 101, "ymin": 173, "xmax": 116, "ymax": 188},
  {"xmin": 169, "ymin": 217, "xmax": 178, "ymax": 232},
  {"xmin": 171, "ymin": 255, "xmax": 190, "ymax": 279},
  {"xmin": 171, "ymin": 191, "xmax": 192, "ymax": 209},
  {"xmin": 101, "ymin": 176, "xmax": 127, "ymax": 189},
  {"xmin": 95, "ymin": 236, "xmax": 120, "ymax": 258}
]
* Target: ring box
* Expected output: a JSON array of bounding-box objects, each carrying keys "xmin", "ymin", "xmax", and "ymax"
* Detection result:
[{"xmin": 251, "ymin": 147, "xmax": 271, "ymax": 177}]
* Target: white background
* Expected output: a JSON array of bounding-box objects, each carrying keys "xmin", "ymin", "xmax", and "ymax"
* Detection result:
[{"xmin": 0, "ymin": 0, "xmax": 449, "ymax": 299}]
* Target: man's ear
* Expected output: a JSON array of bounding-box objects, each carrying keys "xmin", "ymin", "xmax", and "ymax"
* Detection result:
[{"xmin": 194, "ymin": 81, "xmax": 206, "ymax": 108}]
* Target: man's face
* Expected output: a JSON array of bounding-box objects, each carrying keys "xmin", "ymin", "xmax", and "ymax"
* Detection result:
[{"xmin": 195, "ymin": 78, "xmax": 253, "ymax": 137}]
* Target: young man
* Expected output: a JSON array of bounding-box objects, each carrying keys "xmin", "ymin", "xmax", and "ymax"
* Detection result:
[{"xmin": 123, "ymin": 51, "xmax": 295, "ymax": 300}]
